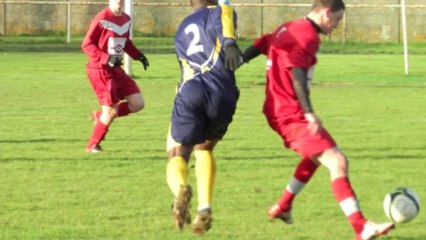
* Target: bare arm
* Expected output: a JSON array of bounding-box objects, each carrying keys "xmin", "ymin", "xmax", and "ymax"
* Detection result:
[
  {"xmin": 292, "ymin": 67, "xmax": 313, "ymax": 113},
  {"xmin": 291, "ymin": 67, "xmax": 322, "ymax": 134}
]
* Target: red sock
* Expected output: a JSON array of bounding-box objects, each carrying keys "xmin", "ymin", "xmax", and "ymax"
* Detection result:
[
  {"xmin": 278, "ymin": 158, "xmax": 319, "ymax": 211},
  {"xmin": 86, "ymin": 121, "xmax": 109, "ymax": 148},
  {"xmin": 117, "ymin": 102, "xmax": 131, "ymax": 117},
  {"xmin": 332, "ymin": 177, "xmax": 366, "ymax": 234}
]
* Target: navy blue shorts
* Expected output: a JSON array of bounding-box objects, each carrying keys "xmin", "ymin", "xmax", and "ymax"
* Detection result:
[{"xmin": 170, "ymin": 77, "xmax": 239, "ymax": 146}]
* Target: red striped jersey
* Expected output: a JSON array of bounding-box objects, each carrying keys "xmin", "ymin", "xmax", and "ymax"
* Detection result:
[{"xmin": 82, "ymin": 7, "xmax": 142, "ymax": 68}]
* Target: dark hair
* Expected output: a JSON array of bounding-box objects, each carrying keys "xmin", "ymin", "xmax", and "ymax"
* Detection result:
[{"xmin": 312, "ymin": 0, "xmax": 345, "ymax": 12}]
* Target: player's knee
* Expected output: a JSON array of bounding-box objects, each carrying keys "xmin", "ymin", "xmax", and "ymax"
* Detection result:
[
  {"xmin": 336, "ymin": 153, "xmax": 348, "ymax": 169},
  {"xmin": 130, "ymin": 103, "xmax": 144, "ymax": 113},
  {"xmin": 194, "ymin": 140, "xmax": 218, "ymax": 151},
  {"xmin": 167, "ymin": 145, "xmax": 193, "ymax": 161},
  {"xmin": 330, "ymin": 152, "xmax": 348, "ymax": 176},
  {"xmin": 106, "ymin": 108, "xmax": 117, "ymax": 118},
  {"xmin": 100, "ymin": 108, "xmax": 117, "ymax": 124},
  {"xmin": 129, "ymin": 99, "xmax": 145, "ymax": 113},
  {"xmin": 320, "ymin": 149, "xmax": 348, "ymax": 176}
]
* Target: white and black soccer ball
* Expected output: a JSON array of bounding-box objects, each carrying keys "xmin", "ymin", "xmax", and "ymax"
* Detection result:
[{"xmin": 383, "ymin": 187, "xmax": 420, "ymax": 223}]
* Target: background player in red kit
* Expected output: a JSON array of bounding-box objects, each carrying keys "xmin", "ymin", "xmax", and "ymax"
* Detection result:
[
  {"xmin": 82, "ymin": 0, "xmax": 149, "ymax": 153},
  {"xmin": 243, "ymin": 0, "xmax": 394, "ymax": 239}
]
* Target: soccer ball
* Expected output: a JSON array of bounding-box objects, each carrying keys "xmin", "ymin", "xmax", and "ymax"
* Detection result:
[{"xmin": 383, "ymin": 187, "xmax": 420, "ymax": 223}]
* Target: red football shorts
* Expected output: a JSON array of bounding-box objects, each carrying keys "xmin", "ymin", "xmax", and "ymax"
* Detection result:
[
  {"xmin": 87, "ymin": 67, "xmax": 140, "ymax": 106},
  {"xmin": 266, "ymin": 117, "xmax": 336, "ymax": 158}
]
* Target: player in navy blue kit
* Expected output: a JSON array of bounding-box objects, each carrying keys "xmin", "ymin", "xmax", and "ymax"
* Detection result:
[{"xmin": 166, "ymin": 0, "xmax": 242, "ymax": 235}]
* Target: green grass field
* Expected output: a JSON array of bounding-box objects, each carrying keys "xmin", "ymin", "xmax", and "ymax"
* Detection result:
[{"xmin": 0, "ymin": 45, "xmax": 425, "ymax": 239}]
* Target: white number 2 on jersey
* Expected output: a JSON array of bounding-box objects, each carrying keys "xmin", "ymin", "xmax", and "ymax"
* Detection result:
[{"xmin": 185, "ymin": 24, "xmax": 204, "ymax": 56}]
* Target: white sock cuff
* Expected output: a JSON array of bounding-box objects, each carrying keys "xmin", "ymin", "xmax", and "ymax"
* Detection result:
[
  {"xmin": 197, "ymin": 205, "xmax": 211, "ymax": 212},
  {"xmin": 287, "ymin": 176, "xmax": 306, "ymax": 194},
  {"xmin": 340, "ymin": 197, "xmax": 361, "ymax": 217}
]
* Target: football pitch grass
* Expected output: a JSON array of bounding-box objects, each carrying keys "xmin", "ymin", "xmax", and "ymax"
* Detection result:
[{"xmin": 0, "ymin": 52, "xmax": 425, "ymax": 239}]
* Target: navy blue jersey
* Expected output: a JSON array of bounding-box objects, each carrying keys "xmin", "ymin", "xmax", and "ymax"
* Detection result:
[
  {"xmin": 168, "ymin": 4, "xmax": 240, "ymax": 147},
  {"xmin": 174, "ymin": 5, "xmax": 238, "ymax": 88}
]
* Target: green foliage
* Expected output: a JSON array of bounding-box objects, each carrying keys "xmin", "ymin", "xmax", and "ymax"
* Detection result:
[{"xmin": 0, "ymin": 53, "xmax": 425, "ymax": 239}]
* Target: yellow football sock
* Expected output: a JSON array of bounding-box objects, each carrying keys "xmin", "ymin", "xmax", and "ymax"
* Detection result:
[
  {"xmin": 194, "ymin": 150, "xmax": 216, "ymax": 210},
  {"xmin": 167, "ymin": 156, "xmax": 189, "ymax": 197}
]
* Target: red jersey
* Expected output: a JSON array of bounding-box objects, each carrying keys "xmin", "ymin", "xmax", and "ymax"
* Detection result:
[
  {"xmin": 82, "ymin": 8, "xmax": 142, "ymax": 69},
  {"xmin": 259, "ymin": 18, "xmax": 320, "ymax": 121},
  {"xmin": 252, "ymin": 32, "xmax": 273, "ymax": 55}
]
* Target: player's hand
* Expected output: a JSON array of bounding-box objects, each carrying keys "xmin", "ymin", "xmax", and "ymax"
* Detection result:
[
  {"xmin": 224, "ymin": 44, "xmax": 243, "ymax": 71},
  {"xmin": 107, "ymin": 55, "xmax": 123, "ymax": 68},
  {"xmin": 139, "ymin": 53, "xmax": 150, "ymax": 70},
  {"xmin": 305, "ymin": 112, "xmax": 322, "ymax": 135}
]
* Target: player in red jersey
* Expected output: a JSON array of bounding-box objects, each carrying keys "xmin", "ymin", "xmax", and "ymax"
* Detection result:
[
  {"xmin": 82, "ymin": 0, "xmax": 149, "ymax": 153},
  {"xmin": 243, "ymin": 0, "xmax": 394, "ymax": 239}
]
